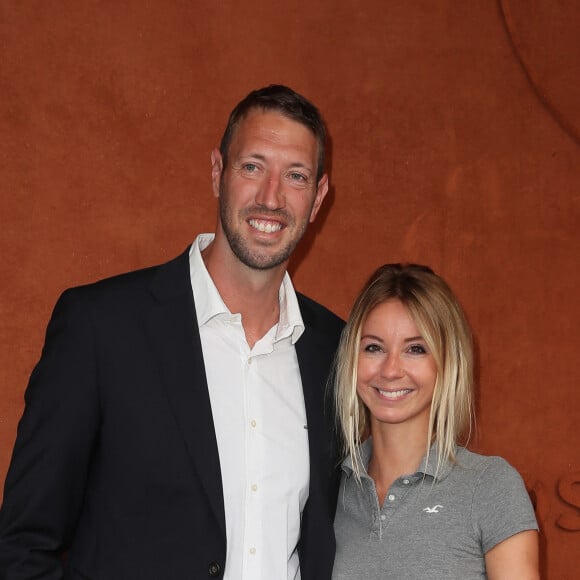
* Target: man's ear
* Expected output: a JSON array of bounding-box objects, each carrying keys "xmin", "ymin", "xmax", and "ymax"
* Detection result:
[
  {"xmin": 309, "ymin": 173, "xmax": 329, "ymax": 223},
  {"xmin": 210, "ymin": 149, "xmax": 223, "ymax": 198}
]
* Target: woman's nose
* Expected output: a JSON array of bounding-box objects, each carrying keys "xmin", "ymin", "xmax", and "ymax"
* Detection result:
[{"xmin": 380, "ymin": 353, "xmax": 404, "ymax": 379}]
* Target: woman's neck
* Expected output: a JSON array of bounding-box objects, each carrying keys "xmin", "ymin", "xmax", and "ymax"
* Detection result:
[{"xmin": 367, "ymin": 420, "xmax": 430, "ymax": 506}]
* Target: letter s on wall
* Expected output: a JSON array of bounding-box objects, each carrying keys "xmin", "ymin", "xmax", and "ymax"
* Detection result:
[{"xmin": 556, "ymin": 471, "xmax": 580, "ymax": 531}]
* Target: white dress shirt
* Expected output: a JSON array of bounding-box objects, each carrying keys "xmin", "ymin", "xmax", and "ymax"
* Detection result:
[{"xmin": 189, "ymin": 234, "xmax": 310, "ymax": 580}]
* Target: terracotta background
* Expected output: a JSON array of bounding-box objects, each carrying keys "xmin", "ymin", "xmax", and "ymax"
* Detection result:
[{"xmin": 1, "ymin": 1, "xmax": 579, "ymax": 577}]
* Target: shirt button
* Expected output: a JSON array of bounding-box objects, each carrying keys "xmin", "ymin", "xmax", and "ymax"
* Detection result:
[
  {"xmin": 251, "ymin": 484, "xmax": 258, "ymax": 492},
  {"xmin": 247, "ymin": 358, "xmax": 252, "ymax": 365},
  {"xmin": 208, "ymin": 561, "xmax": 221, "ymax": 576},
  {"xmin": 380, "ymin": 514, "xmax": 386, "ymax": 521},
  {"xmin": 402, "ymin": 479, "xmax": 410, "ymax": 485},
  {"xmin": 250, "ymin": 420, "xmax": 257, "ymax": 428},
  {"xmin": 249, "ymin": 547, "xmax": 256, "ymax": 555},
  {"xmin": 388, "ymin": 494, "xmax": 396, "ymax": 501}
]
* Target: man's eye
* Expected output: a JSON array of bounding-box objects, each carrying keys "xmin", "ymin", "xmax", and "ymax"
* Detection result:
[
  {"xmin": 243, "ymin": 163, "xmax": 258, "ymax": 172},
  {"xmin": 289, "ymin": 172, "xmax": 307, "ymax": 182}
]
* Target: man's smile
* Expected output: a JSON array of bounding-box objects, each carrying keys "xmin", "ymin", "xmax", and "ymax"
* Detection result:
[{"xmin": 248, "ymin": 218, "xmax": 284, "ymax": 233}]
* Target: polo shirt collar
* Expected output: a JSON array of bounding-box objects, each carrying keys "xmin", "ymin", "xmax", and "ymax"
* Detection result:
[
  {"xmin": 188, "ymin": 234, "xmax": 304, "ymax": 344},
  {"xmin": 341, "ymin": 437, "xmax": 456, "ymax": 482},
  {"xmin": 416, "ymin": 443, "xmax": 455, "ymax": 481}
]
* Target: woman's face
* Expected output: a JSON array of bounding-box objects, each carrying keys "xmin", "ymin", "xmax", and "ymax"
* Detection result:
[{"xmin": 356, "ymin": 299, "xmax": 438, "ymax": 430}]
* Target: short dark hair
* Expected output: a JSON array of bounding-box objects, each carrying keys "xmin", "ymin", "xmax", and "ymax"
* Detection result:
[{"xmin": 219, "ymin": 84, "xmax": 327, "ymax": 182}]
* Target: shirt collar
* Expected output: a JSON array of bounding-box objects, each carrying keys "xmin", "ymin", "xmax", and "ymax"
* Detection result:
[
  {"xmin": 189, "ymin": 233, "xmax": 229, "ymax": 326},
  {"xmin": 277, "ymin": 274, "xmax": 305, "ymax": 343},
  {"xmin": 416, "ymin": 443, "xmax": 455, "ymax": 480},
  {"xmin": 189, "ymin": 233, "xmax": 305, "ymax": 344},
  {"xmin": 340, "ymin": 437, "xmax": 373, "ymax": 474},
  {"xmin": 341, "ymin": 437, "xmax": 455, "ymax": 481}
]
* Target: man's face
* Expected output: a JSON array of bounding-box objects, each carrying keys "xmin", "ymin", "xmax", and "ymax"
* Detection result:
[{"xmin": 211, "ymin": 109, "xmax": 328, "ymax": 271}]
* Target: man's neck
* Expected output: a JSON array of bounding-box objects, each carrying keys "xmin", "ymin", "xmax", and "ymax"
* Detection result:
[{"xmin": 201, "ymin": 239, "xmax": 287, "ymax": 349}]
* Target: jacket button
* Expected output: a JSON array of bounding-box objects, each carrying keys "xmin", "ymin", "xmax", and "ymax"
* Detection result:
[{"xmin": 208, "ymin": 561, "xmax": 221, "ymax": 577}]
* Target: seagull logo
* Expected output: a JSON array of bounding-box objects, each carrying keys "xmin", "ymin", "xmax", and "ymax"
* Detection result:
[{"xmin": 423, "ymin": 505, "xmax": 444, "ymax": 513}]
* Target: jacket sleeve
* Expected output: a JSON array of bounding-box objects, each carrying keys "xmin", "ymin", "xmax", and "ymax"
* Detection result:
[{"xmin": 0, "ymin": 289, "xmax": 100, "ymax": 579}]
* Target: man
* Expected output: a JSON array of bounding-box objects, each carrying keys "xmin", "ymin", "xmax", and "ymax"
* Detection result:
[{"xmin": 0, "ymin": 85, "xmax": 344, "ymax": 579}]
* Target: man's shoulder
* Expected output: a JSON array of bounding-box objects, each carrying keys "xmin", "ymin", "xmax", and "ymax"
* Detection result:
[
  {"xmin": 296, "ymin": 292, "xmax": 345, "ymax": 334},
  {"xmin": 60, "ymin": 248, "xmax": 190, "ymax": 305}
]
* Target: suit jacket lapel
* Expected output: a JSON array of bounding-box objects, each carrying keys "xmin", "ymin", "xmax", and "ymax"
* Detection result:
[
  {"xmin": 295, "ymin": 296, "xmax": 339, "ymax": 495},
  {"xmin": 146, "ymin": 249, "xmax": 226, "ymax": 538}
]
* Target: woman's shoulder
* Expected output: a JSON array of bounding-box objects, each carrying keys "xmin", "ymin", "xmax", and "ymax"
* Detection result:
[
  {"xmin": 454, "ymin": 447, "xmax": 527, "ymax": 496},
  {"xmin": 454, "ymin": 449, "xmax": 538, "ymax": 551},
  {"xmin": 455, "ymin": 447, "xmax": 520, "ymax": 475},
  {"xmin": 449, "ymin": 447, "xmax": 532, "ymax": 496}
]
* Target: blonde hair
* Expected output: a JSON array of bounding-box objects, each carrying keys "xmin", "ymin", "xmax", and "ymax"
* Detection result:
[{"xmin": 334, "ymin": 264, "xmax": 474, "ymax": 479}]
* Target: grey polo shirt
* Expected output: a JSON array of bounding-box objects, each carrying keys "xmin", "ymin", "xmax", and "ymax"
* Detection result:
[{"xmin": 333, "ymin": 439, "xmax": 538, "ymax": 579}]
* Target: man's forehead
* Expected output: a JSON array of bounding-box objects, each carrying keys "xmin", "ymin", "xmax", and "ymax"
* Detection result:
[
  {"xmin": 230, "ymin": 112, "xmax": 317, "ymax": 155},
  {"xmin": 233, "ymin": 108, "xmax": 315, "ymax": 140}
]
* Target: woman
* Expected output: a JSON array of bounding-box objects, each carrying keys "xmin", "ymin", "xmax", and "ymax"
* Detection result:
[{"xmin": 332, "ymin": 264, "xmax": 539, "ymax": 579}]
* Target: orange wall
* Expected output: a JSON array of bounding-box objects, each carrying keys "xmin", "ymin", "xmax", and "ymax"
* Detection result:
[{"xmin": 1, "ymin": 1, "xmax": 579, "ymax": 577}]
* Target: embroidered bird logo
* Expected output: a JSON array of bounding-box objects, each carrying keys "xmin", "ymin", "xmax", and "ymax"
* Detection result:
[{"xmin": 423, "ymin": 505, "xmax": 444, "ymax": 513}]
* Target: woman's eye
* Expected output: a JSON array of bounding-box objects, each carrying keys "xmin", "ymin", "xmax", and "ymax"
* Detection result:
[
  {"xmin": 408, "ymin": 344, "xmax": 427, "ymax": 354},
  {"xmin": 363, "ymin": 343, "xmax": 382, "ymax": 353}
]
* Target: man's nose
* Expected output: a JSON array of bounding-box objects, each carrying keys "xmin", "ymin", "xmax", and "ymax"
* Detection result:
[{"xmin": 255, "ymin": 172, "xmax": 285, "ymax": 209}]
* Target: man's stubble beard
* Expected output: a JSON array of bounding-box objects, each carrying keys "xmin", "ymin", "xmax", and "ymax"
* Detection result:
[{"xmin": 218, "ymin": 186, "xmax": 310, "ymax": 271}]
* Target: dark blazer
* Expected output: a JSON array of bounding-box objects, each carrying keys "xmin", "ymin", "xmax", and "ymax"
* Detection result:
[{"xmin": 0, "ymin": 249, "xmax": 344, "ymax": 580}]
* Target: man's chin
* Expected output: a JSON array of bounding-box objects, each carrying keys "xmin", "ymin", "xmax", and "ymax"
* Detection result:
[
  {"xmin": 224, "ymin": 229, "xmax": 298, "ymax": 270},
  {"xmin": 239, "ymin": 253, "xmax": 289, "ymax": 271}
]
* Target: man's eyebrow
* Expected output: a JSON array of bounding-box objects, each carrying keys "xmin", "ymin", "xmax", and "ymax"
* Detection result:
[
  {"xmin": 239, "ymin": 153, "xmax": 313, "ymax": 168},
  {"xmin": 239, "ymin": 153, "xmax": 267, "ymax": 161}
]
